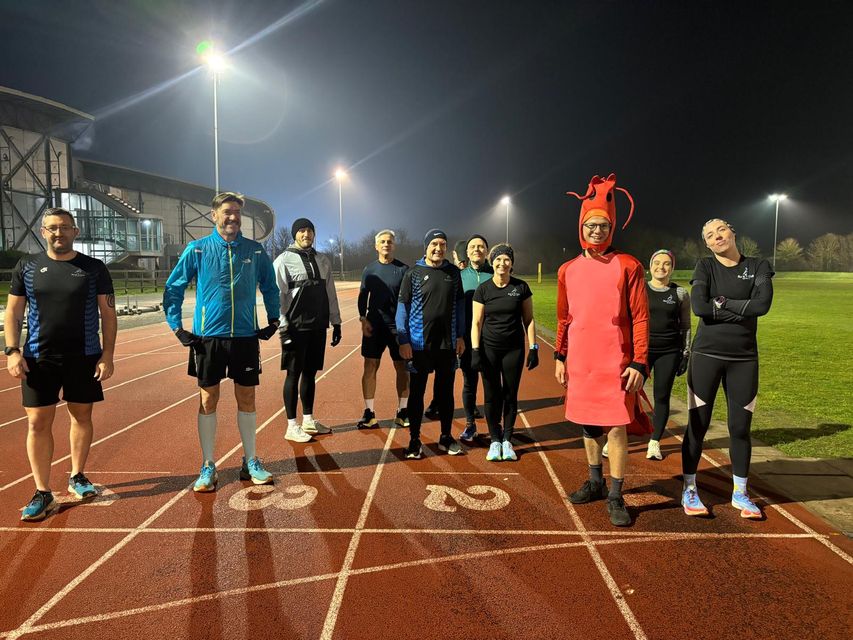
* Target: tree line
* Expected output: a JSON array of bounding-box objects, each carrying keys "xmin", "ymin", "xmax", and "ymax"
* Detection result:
[{"xmin": 261, "ymin": 226, "xmax": 853, "ymax": 276}]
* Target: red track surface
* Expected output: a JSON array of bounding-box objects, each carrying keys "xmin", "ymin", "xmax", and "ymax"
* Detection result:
[{"xmin": 1, "ymin": 287, "xmax": 851, "ymax": 640}]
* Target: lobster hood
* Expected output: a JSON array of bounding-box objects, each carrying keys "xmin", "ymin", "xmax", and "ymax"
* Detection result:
[{"xmin": 566, "ymin": 173, "xmax": 635, "ymax": 251}]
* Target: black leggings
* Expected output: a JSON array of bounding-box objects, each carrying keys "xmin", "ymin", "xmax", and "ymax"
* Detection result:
[
  {"xmin": 480, "ymin": 344, "xmax": 525, "ymax": 442},
  {"xmin": 682, "ymin": 353, "xmax": 759, "ymax": 477},
  {"xmin": 283, "ymin": 368, "xmax": 318, "ymax": 419},
  {"xmin": 648, "ymin": 351, "xmax": 680, "ymax": 441},
  {"xmin": 408, "ymin": 349, "xmax": 456, "ymax": 440}
]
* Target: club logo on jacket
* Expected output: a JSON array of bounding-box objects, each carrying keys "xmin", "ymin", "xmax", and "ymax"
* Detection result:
[
  {"xmin": 71, "ymin": 268, "xmax": 86, "ymax": 278},
  {"xmin": 508, "ymin": 287, "xmax": 521, "ymax": 297},
  {"xmin": 40, "ymin": 267, "xmax": 48, "ymax": 273},
  {"xmin": 663, "ymin": 294, "xmax": 675, "ymax": 304},
  {"xmin": 737, "ymin": 266, "xmax": 754, "ymax": 280},
  {"xmin": 423, "ymin": 275, "xmax": 429, "ymax": 281}
]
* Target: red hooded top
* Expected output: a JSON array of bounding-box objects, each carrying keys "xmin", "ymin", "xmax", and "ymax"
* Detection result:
[{"xmin": 567, "ymin": 173, "xmax": 635, "ymax": 251}]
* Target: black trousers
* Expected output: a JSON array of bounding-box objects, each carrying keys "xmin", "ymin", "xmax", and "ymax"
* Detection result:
[
  {"xmin": 480, "ymin": 344, "xmax": 525, "ymax": 442},
  {"xmin": 408, "ymin": 348, "xmax": 456, "ymax": 441},
  {"xmin": 648, "ymin": 351, "xmax": 680, "ymax": 441},
  {"xmin": 682, "ymin": 353, "xmax": 759, "ymax": 477}
]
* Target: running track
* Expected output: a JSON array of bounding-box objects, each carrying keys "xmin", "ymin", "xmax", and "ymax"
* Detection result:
[{"xmin": 0, "ymin": 286, "xmax": 850, "ymax": 640}]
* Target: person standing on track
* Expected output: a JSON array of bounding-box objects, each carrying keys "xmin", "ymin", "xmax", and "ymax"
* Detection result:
[
  {"xmin": 355, "ymin": 229, "xmax": 410, "ymax": 429},
  {"xmin": 273, "ymin": 217, "xmax": 342, "ymax": 443},
  {"xmin": 681, "ymin": 218, "xmax": 774, "ymax": 519},
  {"xmin": 643, "ymin": 249, "xmax": 691, "ymax": 460},
  {"xmin": 470, "ymin": 243, "xmax": 538, "ymax": 462},
  {"xmin": 396, "ymin": 229, "xmax": 466, "ymax": 459},
  {"xmin": 5, "ymin": 207, "xmax": 116, "ymax": 521},
  {"xmin": 164, "ymin": 192, "xmax": 280, "ymax": 493},
  {"xmin": 458, "ymin": 234, "xmax": 493, "ymax": 442},
  {"xmin": 556, "ymin": 174, "xmax": 649, "ymax": 527}
]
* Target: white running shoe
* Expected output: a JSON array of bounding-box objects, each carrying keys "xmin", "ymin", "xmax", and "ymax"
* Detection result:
[
  {"xmin": 301, "ymin": 417, "xmax": 331, "ymax": 435},
  {"xmin": 601, "ymin": 442, "xmax": 609, "ymax": 458},
  {"xmin": 646, "ymin": 440, "xmax": 663, "ymax": 460},
  {"xmin": 285, "ymin": 424, "xmax": 313, "ymax": 443}
]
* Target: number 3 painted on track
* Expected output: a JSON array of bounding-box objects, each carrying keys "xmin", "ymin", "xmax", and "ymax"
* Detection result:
[
  {"xmin": 423, "ymin": 485, "xmax": 511, "ymax": 512},
  {"xmin": 228, "ymin": 484, "xmax": 319, "ymax": 511}
]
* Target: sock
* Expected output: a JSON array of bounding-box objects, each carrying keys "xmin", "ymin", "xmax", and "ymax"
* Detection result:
[
  {"xmin": 303, "ymin": 413, "xmax": 313, "ymax": 423},
  {"xmin": 365, "ymin": 399, "xmax": 375, "ymax": 411},
  {"xmin": 399, "ymin": 397, "xmax": 408, "ymax": 409},
  {"xmin": 683, "ymin": 473, "xmax": 697, "ymax": 490},
  {"xmin": 237, "ymin": 411, "xmax": 257, "ymax": 461},
  {"xmin": 589, "ymin": 464, "xmax": 603, "ymax": 484},
  {"xmin": 287, "ymin": 418, "xmax": 298, "ymax": 429},
  {"xmin": 733, "ymin": 474, "xmax": 748, "ymax": 494},
  {"xmin": 197, "ymin": 412, "xmax": 217, "ymax": 463},
  {"xmin": 609, "ymin": 477, "xmax": 624, "ymax": 499}
]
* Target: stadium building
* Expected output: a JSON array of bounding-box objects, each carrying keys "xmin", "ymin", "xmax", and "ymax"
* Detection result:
[{"xmin": 0, "ymin": 86, "xmax": 274, "ymax": 270}]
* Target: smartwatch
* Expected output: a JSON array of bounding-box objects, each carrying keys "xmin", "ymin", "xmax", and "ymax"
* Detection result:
[
  {"xmin": 531, "ymin": 344, "xmax": 539, "ymax": 350},
  {"xmin": 4, "ymin": 346, "xmax": 21, "ymax": 356}
]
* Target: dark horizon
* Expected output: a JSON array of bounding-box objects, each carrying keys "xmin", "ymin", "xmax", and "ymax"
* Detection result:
[{"xmin": 2, "ymin": 1, "xmax": 851, "ymax": 256}]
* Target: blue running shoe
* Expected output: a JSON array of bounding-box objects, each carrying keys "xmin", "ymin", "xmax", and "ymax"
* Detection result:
[
  {"xmin": 68, "ymin": 473, "xmax": 98, "ymax": 499},
  {"xmin": 501, "ymin": 441, "xmax": 518, "ymax": 461},
  {"xmin": 193, "ymin": 462, "xmax": 218, "ymax": 493},
  {"xmin": 240, "ymin": 457, "xmax": 273, "ymax": 485},
  {"xmin": 486, "ymin": 442, "xmax": 502, "ymax": 462},
  {"xmin": 21, "ymin": 491, "xmax": 57, "ymax": 521},
  {"xmin": 460, "ymin": 422, "xmax": 477, "ymax": 442},
  {"xmin": 682, "ymin": 486, "xmax": 709, "ymax": 517},
  {"xmin": 732, "ymin": 491, "xmax": 762, "ymax": 519}
]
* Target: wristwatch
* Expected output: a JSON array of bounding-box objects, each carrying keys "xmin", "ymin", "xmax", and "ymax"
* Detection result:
[
  {"xmin": 531, "ymin": 344, "xmax": 539, "ymax": 350},
  {"xmin": 4, "ymin": 346, "xmax": 21, "ymax": 356}
]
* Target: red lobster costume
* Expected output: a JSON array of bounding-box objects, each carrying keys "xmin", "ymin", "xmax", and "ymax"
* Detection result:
[{"xmin": 555, "ymin": 174, "xmax": 652, "ymax": 433}]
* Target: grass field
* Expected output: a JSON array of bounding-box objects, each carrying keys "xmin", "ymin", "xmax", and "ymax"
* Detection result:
[{"xmin": 525, "ymin": 270, "xmax": 853, "ymax": 459}]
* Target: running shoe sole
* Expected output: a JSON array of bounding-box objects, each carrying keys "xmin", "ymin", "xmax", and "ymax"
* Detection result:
[
  {"xmin": 68, "ymin": 484, "xmax": 98, "ymax": 500},
  {"xmin": 682, "ymin": 501, "xmax": 709, "ymax": 517},
  {"xmin": 239, "ymin": 470, "xmax": 273, "ymax": 485},
  {"xmin": 357, "ymin": 419, "xmax": 378, "ymax": 429},
  {"xmin": 732, "ymin": 501, "xmax": 762, "ymax": 519},
  {"xmin": 285, "ymin": 431, "xmax": 312, "ymax": 443},
  {"xmin": 405, "ymin": 446, "xmax": 423, "ymax": 460},
  {"xmin": 438, "ymin": 443, "xmax": 463, "ymax": 455}
]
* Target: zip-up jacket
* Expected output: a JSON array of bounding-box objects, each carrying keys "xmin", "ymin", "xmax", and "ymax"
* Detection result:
[
  {"xmin": 273, "ymin": 243, "xmax": 342, "ymax": 332},
  {"xmin": 396, "ymin": 258, "xmax": 465, "ymax": 351},
  {"xmin": 163, "ymin": 231, "xmax": 280, "ymax": 337}
]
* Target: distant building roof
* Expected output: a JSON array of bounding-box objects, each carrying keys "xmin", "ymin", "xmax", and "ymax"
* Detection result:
[
  {"xmin": 0, "ymin": 86, "xmax": 94, "ymax": 141},
  {"xmin": 74, "ymin": 159, "xmax": 274, "ymax": 238}
]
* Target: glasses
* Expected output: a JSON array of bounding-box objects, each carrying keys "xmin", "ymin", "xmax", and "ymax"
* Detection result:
[
  {"xmin": 583, "ymin": 223, "xmax": 611, "ymax": 232},
  {"xmin": 42, "ymin": 225, "xmax": 76, "ymax": 234}
]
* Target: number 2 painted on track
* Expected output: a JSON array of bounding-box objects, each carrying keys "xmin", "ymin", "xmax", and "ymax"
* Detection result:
[
  {"xmin": 228, "ymin": 484, "xmax": 319, "ymax": 511},
  {"xmin": 423, "ymin": 485, "xmax": 511, "ymax": 512}
]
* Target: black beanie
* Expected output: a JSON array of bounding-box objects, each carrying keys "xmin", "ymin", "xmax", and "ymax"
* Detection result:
[
  {"xmin": 423, "ymin": 228, "xmax": 447, "ymax": 248},
  {"xmin": 466, "ymin": 234, "xmax": 489, "ymax": 251},
  {"xmin": 291, "ymin": 217, "xmax": 315, "ymax": 239}
]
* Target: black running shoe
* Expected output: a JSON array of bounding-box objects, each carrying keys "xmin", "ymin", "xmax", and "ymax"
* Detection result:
[
  {"xmin": 424, "ymin": 405, "xmax": 440, "ymax": 421},
  {"xmin": 394, "ymin": 408, "xmax": 410, "ymax": 428},
  {"xmin": 405, "ymin": 438, "xmax": 423, "ymax": 459},
  {"xmin": 607, "ymin": 496, "xmax": 631, "ymax": 526},
  {"xmin": 357, "ymin": 408, "xmax": 378, "ymax": 429},
  {"xmin": 568, "ymin": 480, "xmax": 608, "ymax": 504},
  {"xmin": 438, "ymin": 434, "xmax": 463, "ymax": 456}
]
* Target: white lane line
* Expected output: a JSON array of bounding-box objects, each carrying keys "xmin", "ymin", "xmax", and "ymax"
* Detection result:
[
  {"xmin": 520, "ymin": 410, "xmax": 649, "ymax": 640},
  {"xmin": 320, "ymin": 424, "xmax": 395, "ymax": 639},
  {"xmin": 412, "ymin": 471, "xmax": 520, "ymax": 475},
  {"xmin": 0, "ymin": 526, "xmax": 823, "ymax": 540},
  {"xmin": 668, "ymin": 432, "xmax": 853, "ymax": 565},
  {"xmin": 4, "ymin": 344, "xmax": 362, "ymax": 640}
]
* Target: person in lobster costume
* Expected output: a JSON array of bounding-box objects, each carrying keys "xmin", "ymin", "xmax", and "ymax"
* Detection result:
[{"xmin": 554, "ymin": 173, "xmax": 651, "ymax": 527}]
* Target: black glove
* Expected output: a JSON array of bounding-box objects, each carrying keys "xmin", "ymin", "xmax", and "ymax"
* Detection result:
[
  {"xmin": 526, "ymin": 347, "xmax": 539, "ymax": 371},
  {"xmin": 257, "ymin": 320, "xmax": 280, "ymax": 341},
  {"xmin": 280, "ymin": 327, "xmax": 295, "ymax": 350},
  {"xmin": 331, "ymin": 324, "xmax": 342, "ymax": 347},
  {"xmin": 677, "ymin": 352, "xmax": 690, "ymax": 376},
  {"xmin": 175, "ymin": 328, "xmax": 200, "ymax": 348},
  {"xmin": 470, "ymin": 348, "xmax": 482, "ymax": 372}
]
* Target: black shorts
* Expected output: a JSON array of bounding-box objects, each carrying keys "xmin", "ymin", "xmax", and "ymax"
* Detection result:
[
  {"xmin": 361, "ymin": 321, "xmax": 403, "ymax": 361},
  {"xmin": 280, "ymin": 329, "xmax": 326, "ymax": 372},
  {"xmin": 22, "ymin": 355, "xmax": 104, "ymax": 407},
  {"xmin": 188, "ymin": 336, "xmax": 261, "ymax": 387}
]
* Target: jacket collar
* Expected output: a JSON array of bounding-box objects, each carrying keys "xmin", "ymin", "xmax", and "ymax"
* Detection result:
[{"xmin": 211, "ymin": 230, "xmax": 243, "ymax": 247}]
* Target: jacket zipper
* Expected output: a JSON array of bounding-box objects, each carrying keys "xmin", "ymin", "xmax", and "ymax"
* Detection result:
[{"xmin": 228, "ymin": 244, "xmax": 235, "ymax": 337}]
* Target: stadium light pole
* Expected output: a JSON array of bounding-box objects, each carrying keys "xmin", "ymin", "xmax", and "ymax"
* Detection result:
[
  {"xmin": 335, "ymin": 168, "xmax": 347, "ymax": 278},
  {"xmin": 501, "ymin": 195, "xmax": 511, "ymax": 243},
  {"xmin": 198, "ymin": 42, "xmax": 227, "ymax": 194},
  {"xmin": 768, "ymin": 193, "xmax": 788, "ymax": 270}
]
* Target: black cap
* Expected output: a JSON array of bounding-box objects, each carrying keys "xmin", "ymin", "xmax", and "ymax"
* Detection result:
[{"xmin": 291, "ymin": 217, "xmax": 315, "ymax": 239}]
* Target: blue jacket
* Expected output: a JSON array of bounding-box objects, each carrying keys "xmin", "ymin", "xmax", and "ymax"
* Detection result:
[{"xmin": 163, "ymin": 231, "xmax": 280, "ymax": 338}]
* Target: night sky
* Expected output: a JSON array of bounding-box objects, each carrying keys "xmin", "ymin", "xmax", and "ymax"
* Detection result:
[{"xmin": 3, "ymin": 0, "xmax": 852, "ymax": 255}]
